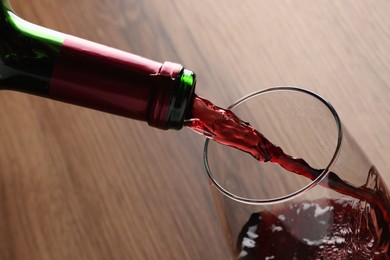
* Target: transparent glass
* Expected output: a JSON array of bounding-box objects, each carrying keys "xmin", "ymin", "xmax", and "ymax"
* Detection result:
[{"xmin": 205, "ymin": 87, "xmax": 390, "ymax": 259}]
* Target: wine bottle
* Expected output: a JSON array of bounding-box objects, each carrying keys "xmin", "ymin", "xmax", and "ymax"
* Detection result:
[{"xmin": 0, "ymin": 0, "xmax": 196, "ymax": 130}]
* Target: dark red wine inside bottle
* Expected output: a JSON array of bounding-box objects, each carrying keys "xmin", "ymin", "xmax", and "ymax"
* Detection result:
[
  {"xmin": 0, "ymin": 0, "xmax": 196, "ymax": 130},
  {"xmin": 187, "ymin": 95, "xmax": 390, "ymax": 259}
]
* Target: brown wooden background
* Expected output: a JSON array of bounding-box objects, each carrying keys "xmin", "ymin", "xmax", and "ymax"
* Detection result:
[{"xmin": 1, "ymin": 0, "xmax": 390, "ymax": 259}]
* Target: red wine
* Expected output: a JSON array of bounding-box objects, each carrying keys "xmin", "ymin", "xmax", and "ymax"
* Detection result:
[
  {"xmin": 237, "ymin": 167, "xmax": 389, "ymax": 259},
  {"xmin": 187, "ymin": 95, "xmax": 387, "ymax": 207},
  {"xmin": 238, "ymin": 200, "xmax": 382, "ymax": 259},
  {"xmin": 187, "ymin": 95, "xmax": 390, "ymax": 258}
]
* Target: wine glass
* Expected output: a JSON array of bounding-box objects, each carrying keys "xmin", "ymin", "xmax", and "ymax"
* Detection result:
[{"xmin": 204, "ymin": 87, "xmax": 390, "ymax": 259}]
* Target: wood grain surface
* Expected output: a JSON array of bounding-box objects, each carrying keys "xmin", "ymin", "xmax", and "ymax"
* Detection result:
[{"xmin": 1, "ymin": 0, "xmax": 390, "ymax": 259}]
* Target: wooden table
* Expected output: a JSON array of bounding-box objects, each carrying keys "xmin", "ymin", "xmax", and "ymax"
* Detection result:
[{"xmin": 1, "ymin": 0, "xmax": 390, "ymax": 259}]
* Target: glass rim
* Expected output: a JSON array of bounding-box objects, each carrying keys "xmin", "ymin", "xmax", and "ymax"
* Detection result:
[{"xmin": 203, "ymin": 86, "xmax": 343, "ymax": 205}]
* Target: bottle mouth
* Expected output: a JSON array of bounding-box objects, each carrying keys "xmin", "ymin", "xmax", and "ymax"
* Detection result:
[{"xmin": 165, "ymin": 69, "xmax": 196, "ymax": 130}]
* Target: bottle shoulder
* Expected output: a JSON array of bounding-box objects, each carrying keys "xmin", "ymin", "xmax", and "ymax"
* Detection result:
[{"xmin": 0, "ymin": 4, "xmax": 62, "ymax": 93}]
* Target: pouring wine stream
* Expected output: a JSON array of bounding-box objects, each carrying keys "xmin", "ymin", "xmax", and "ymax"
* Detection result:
[{"xmin": 186, "ymin": 95, "xmax": 390, "ymax": 226}]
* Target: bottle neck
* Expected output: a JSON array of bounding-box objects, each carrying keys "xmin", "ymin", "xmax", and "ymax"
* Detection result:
[{"xmin": 0, "ymin": 2, "xmax": 196, "ymax": 130}]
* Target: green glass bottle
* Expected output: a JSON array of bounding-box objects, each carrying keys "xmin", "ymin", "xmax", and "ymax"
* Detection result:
[{"xmin": 0, "ymin": 0, "xmax": 196, "ymax": 130}]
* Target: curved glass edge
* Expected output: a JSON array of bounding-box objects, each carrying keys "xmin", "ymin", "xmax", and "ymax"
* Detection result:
[
  {"xmin": 7, "ymin": 11, "xmax": 65, "ymax": 44},
  {"xmin": 203, "ymin": 86, "xmax": 343, "ymax": 205}
]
